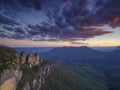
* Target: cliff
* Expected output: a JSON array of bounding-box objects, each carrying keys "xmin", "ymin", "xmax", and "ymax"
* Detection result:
[{"xmin": 0, "ymin": 45, "xmax": 53, "ymax": 90}]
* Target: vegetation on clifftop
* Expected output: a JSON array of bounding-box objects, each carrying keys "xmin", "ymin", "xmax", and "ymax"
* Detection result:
[
  {"xmin": 0, "ymin": 45, "xmax": 53, "ymax": 90},
  {"xmin": 0, "ymin": 45, "xmax": 17, "ymax": 74},
  {"xmin": 16, "ymin": 66, "xmax": 39, "ymax": 90},
  {"xmin": 16, "ymin": 60, "xmax": 51, "ymax": 90}
]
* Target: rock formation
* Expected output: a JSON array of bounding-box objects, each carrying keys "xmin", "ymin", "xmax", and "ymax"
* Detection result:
[
  {"xmin": 30, "ymin": 62, "xmax": 52, "ymax": 90},
  {"xmin": 0, "ymin": 48, "xmax": 22, "ymax": 90},
  {"xmin": 0, "ymin": 68, "xmax": 22, "ymax": 90},
  {"xmin": 0, "ymin": 46, "xmax": 53, "ymax": 90},
  {"xmin": 27, "ymin": 52, "xmax": 34, "ymax": 68},
  {"xmin": 34, "ymin": 53, "xmax": 40, "ymax": 65},
  {"xmin": 20, "ymin": 51, "xmax": 26, "ymax": 65},
  {"xmin": 19, "ymin": 52, "xmax": 41, "ymax": 68}
]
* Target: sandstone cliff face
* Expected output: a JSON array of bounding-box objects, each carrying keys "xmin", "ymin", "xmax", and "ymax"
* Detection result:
[
  {"xmin": 22, "ymin": 60, "xmax": 53, "ymax": 90},
  {"xmin": 0, "ymin": 68, "xmax": 22, "ymax": 90},
  {"xmin": 0, "ymin": 54, "xmax": 22, "ymax": 90},
  {"xmin": 0, "ymin": 77, "xmax": 16, "ymax": 90},
  {"xmin": 20, "ymin": 51, "xmax": 26, "ymax": 65},
  {"xmin": 0, "ymin": 46, "xmax": 22, "ymax": 90},
  {"xmin": 0, "ymin": 46, "xmax": 53, "ymax": 90},
  {"xmin": 31, "ymin": 63, "xmax": 53, "ymax": 90}
]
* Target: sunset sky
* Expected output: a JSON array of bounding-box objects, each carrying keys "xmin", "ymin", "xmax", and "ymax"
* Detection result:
[{"xmin": 0, "ymin": 0, "xmax": 120, "ymax": 47}]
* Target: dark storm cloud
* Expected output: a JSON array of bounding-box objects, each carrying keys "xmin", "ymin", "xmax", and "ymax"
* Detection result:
[
  {"xmin": 27, "ymin": 24, "xmax": 61, "ymax": 39},
  {"xmin": 0, "ymin": 0, "xmax": 42, "ymax": 10},
  {"xmin": 0, "ymin": 15, "xmax": 20, "ymax": 26},
  {"xmin": 61, "ymin": 27, "xmax": 113, "ymax": 41},
  {"xmin": 3, "ymin": 26, "xmax": 14, "ymax": 31},
  {"xmin": 0, "ymin": 33, "xmax": 9, "ymax": 38},
  {"xmin": 12, "ymin": 33, "xmax": 25, "ymax": 39},
  {"xmin": 0, "ymin": 0, "xmax": 120, "ymax": 41},
  {"xmin": 14, "ymin": 27, "xmax": 25, "ymax": 34},
  {"xmin": 27, "ymin": 24, "xmax": 112, "ymax": 41},
  {"xmin": 94, "ymin": 0, "xmax": 120, "ymax": 27},
  {"xmin": 62, "ymin": 0, "xmax": 120, "ymax": 27},
  {"xmin": 18, "ymin": 0, "xmax": 42, "ymax": 10}
]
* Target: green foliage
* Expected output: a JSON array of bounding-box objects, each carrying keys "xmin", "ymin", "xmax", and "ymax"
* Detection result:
[
  {"xmin": 16, "ymin": 60, "xmax": 50, "ymax": 90},
  {"xmin": 96, "ymin": 65, "xmax": 120, "ymax": 90},
  {"xmin": 41, "ymin": 65, "xmax": 108, "ymax": 90},
  {"xmin": 0, "ymin": 45, "xmax": 17, "ymax": 74},
  {"xmin": 40, "ymin": 59, "xmax": 51, "ymax": 67},
  {"xmin": 41, "ymin": 47, "xmax": 120, "ymax": 90},
  {"xmin": 60, "ymin": 63, "xmax": 108, "ymax": 85},
  {"xmin": 16, "ymin": 65, "xmax": 39, "ymax": 90}
]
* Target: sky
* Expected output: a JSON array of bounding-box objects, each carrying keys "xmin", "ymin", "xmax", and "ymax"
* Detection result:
[{"xmin": 0, "ymin": 0, "xmax": 120, "ymax": 47}]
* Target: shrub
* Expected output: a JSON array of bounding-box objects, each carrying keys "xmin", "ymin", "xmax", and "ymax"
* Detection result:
[{"xmin": 0, "ymin": 45, "xmax": 17, "ymax": 74}]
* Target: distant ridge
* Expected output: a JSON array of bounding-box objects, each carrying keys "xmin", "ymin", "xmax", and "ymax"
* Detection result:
[
  {"xmin": 115, "ymin": 46, "xmax": 120, "ymax": 50},
  {"xmin": 48, "ymin": 46, "xmax": 98, "ymax": 54},
  {"xmin": 41, "ymin": 46, "xmax": 120, "ymax": 66}
]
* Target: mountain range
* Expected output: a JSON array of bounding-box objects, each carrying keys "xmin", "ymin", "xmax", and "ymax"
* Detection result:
[
  {"xmin": 41, "ymin": 46, "xmax": 120, "ymax": 66},
  {"xmin": 40, "ymin": 46, "xmax": 120, "ymax": 90},
  {"xmin": 1, "ymin": 46, "xmax": 120, "ymax": 90}
]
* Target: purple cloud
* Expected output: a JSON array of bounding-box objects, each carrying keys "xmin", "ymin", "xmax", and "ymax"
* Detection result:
[{"xmin": 0, "ymin": 0, "xmax": 119, "ymax": 42}]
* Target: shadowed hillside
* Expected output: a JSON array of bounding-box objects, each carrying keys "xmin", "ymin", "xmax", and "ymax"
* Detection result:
[
  {"xmin": 41, "ymin": 46, "xmax": 120, "ymax": 66},
  {"xmin": 41, "ymin": 46, "xmax": 120, "ymax": 90},
  {"xmin": 41, "ymin": 65, "xmax": 108, "ymax": 90}
]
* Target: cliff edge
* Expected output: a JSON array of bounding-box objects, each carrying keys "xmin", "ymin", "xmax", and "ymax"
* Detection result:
[{"xmin": 0, "ymin": 45, "xmax": 53, "ymax": 90}]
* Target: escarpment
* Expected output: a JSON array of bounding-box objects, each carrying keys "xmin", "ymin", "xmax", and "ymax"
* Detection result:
[{"xmin": 0, "ymin": 46, "xmax": 53, "ymax": 90}]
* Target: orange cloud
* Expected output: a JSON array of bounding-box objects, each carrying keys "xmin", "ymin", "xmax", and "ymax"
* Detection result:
[
  {"xmin": 109, "ymin": 17, "xmax": 120, "ymax": 24},
  {"xmin": 114, "ymin": 17, "xmax": 120, "ymax": 22}
]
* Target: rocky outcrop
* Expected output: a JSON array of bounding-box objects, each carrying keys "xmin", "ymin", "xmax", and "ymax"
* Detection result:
[
  {"xmin": 20, "ymin": 51, "xmax": 26, "ymax": 65},
  {"xmin": 0, "ymin": 45, "xmax": 22, "ymax": 90},
  {"xmin": 31, "ymin": 63, "xmax": 53, "ymax": 90},
  {"xmin": 0, "ymin": 46, "xmax": 53, "ymax": 90},
  {"xmin": 27, "ymin": 52, "xmax": 34, "ymax": 68},
  {"xmin": 34, "ymin": 53, "xmax": 40, "ymax": 65},
  {"xmin": 19, "ymin": 52, "xmax": 41, "ymax": 68},
  {"xmin": 23, "ymin": 83, "xmax": 30, "ymax": 90},
  {"xmin": 0, "ymin": 55, "xmax": 22, "ymax": 90},
  {"xmin": 0, "ymin": 68, "xmax": 22, "ymax": 90},
  {"xmin": 0, "ymin": 77, "xmax": 16, "ymax": 90}
]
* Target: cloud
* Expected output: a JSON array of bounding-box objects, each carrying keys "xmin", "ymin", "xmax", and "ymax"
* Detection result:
[
  {"xmin": 3, "ymin": 26, "xmax": 14, "ymax": 31},
  {"xmin": 26, "ymin": 24, "xmax": 113, "ymax": 41},
  {"xmin": 0, "ymin": 15, "xmax": 20, "ymax": 26},
  {"xmin": 71, "ymin": 41, "xmax": 89, "ymax": 45},
  {"xmin": 0, "ymin": 0, "xmax": 119, "ymax": 42}
]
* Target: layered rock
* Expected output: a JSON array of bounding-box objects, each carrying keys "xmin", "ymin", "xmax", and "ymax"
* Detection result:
[
  {"xmin": 0, "ymin": 46, "xmax": 22, "ymax": 90},
  {"xmin": 0, "ymin": 56, "xmax": 22, "ymax": 90},
  {"xmin": 34, "ymin": 53, "xmax": 40, "ymax": 65},
  {"xmin": 19, "ymin": 52, "xmax": 41, "ymax": 68},
  {"xmin": 31, "ymin": 62, "xmax": 53, "ymax": 90},
  {"xmin": 20, "ymin": 51, "xmax": 26, "ymax": 65},
  {"xmin": 0, "ymin": 69, "xmax": 22, "ymax": 90},
  {"xmin": 27, "ymin": 52, "xmax": 34, "ymax": 68},
  {"xmin": 0, "ymin": 46, "xmax": 53, "ymax": 90}
]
